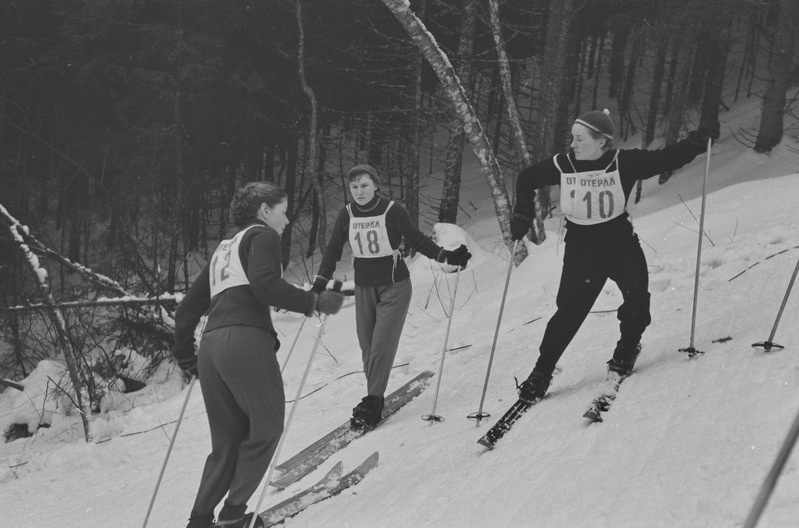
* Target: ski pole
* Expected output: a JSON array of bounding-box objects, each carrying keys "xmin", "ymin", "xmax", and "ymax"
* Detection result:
[
  {"xmin": 468, "ymin": 240, "xmax": 518, "ymax": 422},
  {"xmin": 142, "ymin": 376, "xmax": 196, "ymax": 528},
  {"xmin": 281, "ymin": 280, "xmax": 342, "ymax": 372},
  {"xmin": 249, "ymin": 315, "xmax": 328, "ymax": 528},
  {"xmin": 742, "ymin": 403, "xmax": 799, "ymax": 528},
  {"xmin": 679, "ymin": 137, "xmax": 712, "ymax": 358},
  {"xmin": 752, "ymin": 256, "xmax": 798, "ymax": 352},
  {"xmin": 422, "ymin": 265, "xmax": 462, "ymax": 422},
  {"xmin": 280, "ymin": 317, "xmax": 307, "ymax": 373}
]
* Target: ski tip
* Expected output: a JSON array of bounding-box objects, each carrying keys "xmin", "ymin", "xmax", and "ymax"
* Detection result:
[
  {"xmin": 358, "ymin": 451, "xmax": 380, "ymax": 473},
  {"xmin": 477, "ymin": 437, "xmax": 495, "ymax": 450},
  {"xmin": 583, "ymin": 410, "xmax": 602, "ymax": 423}
]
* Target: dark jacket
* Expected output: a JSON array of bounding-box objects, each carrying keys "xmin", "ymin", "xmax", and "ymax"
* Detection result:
[
  {"xmin": 318, "ymin": 196, "xmax": 442, "ymax": 286},
  {"xmin": 172, "ymin": 221, "xmax": 316, "ymax": 359},
  {"xmin": 514, "ymin": 138, "xmax": 706, "ymax": 242}
]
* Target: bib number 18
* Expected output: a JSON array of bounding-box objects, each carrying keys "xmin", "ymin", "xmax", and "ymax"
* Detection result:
[{"xmin": 354, "ymin": 230, "xmax": 380, "ymax": 256}]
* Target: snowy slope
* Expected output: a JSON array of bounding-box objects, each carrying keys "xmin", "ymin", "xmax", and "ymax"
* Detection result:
[{"xmin": 2, "ymin": 115, "xmax": 799, "ymax": 528}]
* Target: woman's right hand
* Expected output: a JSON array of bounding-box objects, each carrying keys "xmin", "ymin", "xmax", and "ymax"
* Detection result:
[{"xmin": 316, "ymin": 290, "xmax": 345, "ymax": 314}]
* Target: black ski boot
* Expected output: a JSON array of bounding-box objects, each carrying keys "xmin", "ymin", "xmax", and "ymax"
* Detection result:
[
  {"xmin": 186, "ymin": 512, "xmax": 214, "ymax": 528},
  {"xmin": 213, "ymin": 514, "xmax": 263, "ymax": 528},
  {"xmin": 607, "ymin": 340, "xmax": 642, "ymax": 378},
  {"xmin": 517, "ymin": 370, "xmax": 552, "ymax": 403},
  {"xmin": 350, "ymin": 395, "xmax": 384, "ymax": 430}
]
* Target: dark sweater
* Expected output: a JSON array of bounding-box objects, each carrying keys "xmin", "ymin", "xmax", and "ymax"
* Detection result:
[
  {"xmin": 318, "ymin": 196, "xmax": 443, "ymax": 286},
  {"xmin": 514, "ymin": 138, "xmax": 706, "ymax": 241},
  {"xmin": 171, "ymin": 221, "xmax": 316, "ymax": 359}
]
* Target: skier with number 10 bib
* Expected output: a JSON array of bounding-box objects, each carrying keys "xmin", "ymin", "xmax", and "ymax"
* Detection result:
[
  {"xmin": 510, "ymin": 109, "xmax": 719, "ymax": 402},
  {"xmin": 313, "ymin": 164, "xmax": 471, "ymax": 429}
]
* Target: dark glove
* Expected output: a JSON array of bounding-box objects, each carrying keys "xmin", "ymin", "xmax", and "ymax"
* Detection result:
[
  {"xmin": 315, "ymin": 290, "xmax": 344, "ymax": 314},
  {"xmin": 311, "ymin": 275, "xmax": 329, "ymax": 294},
  {"xmin": 687, "ymin": 122, "xmax": 720, "ymax": 145},
  {"xmin": 438, "ymin": 244, "xmax": 472, "ymax": 268},
  {"xmin": 509, "ymin": 214, "xmax": 532, "ymax": 241},
  {"xmin": 176, "ymin": 354, "xmax": 198, "ymax": 377}
]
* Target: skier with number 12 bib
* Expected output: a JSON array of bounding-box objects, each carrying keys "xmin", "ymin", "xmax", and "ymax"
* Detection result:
[
  {"xmin": 510, "ymin": 109, "xmax": 719, "ymax": 402},
  {"xmin": 171, "ymin": 182, "xmax": 344, "ymax": 528},
  {"xmin": 313, "ymin": 164, "xmax": 471, "ymax": 429}
]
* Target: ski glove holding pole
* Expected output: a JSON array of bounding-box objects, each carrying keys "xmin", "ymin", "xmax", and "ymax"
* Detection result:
[
  {"xmin": 509, "ymin": 214, "xmax": 533, "ymax": 241},
  {"xmin": 172, "ymin": 347, "xmax": 199, "ymax": 377},
  {"xmin": 314, "ymin": 290, "xmax": 345, "ymax": 314},
  {"xmin": 437, "ymin": 244, "xmax": 472, "ymax": 268},
  {"xmin": 311, "ymin": 275, "xmax": 344, "ymax": 294},
  {"xmin": 687, "ymin": 122, "xmax": 720, "ymax": 145}
]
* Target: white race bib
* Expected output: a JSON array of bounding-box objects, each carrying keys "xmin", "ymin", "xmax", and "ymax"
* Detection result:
[
  {"xmin": 348, "ymin": 201, "xmax": 395, "ymax": 258},
  {"xmin": 208, "ymin": 225, "xmax": 261, "ymax": 298},
  {"xmin": 557, "ymin": 153, "xmax": 627, "ymax": 225}
]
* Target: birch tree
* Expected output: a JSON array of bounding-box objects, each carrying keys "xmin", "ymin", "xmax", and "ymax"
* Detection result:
[
  {"xmin": 488, "ymin": 0, "xmax": 545, "ymax": 245},
  {"xmin": 380, "ymin": 0, "xmax": 527, "ymax": 263}
]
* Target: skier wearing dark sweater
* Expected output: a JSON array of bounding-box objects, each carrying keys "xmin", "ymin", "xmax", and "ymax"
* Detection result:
[
  {"xmin": 171, "ymin": 182, "xmax": 344, "ymax": 528},
  {"xmin": 313, "ymin": 164, "xmax": 471, "ymax": 429},
  {"xmin": 510, "ymin": 109, "xmax": 719, "ymax": 402}
]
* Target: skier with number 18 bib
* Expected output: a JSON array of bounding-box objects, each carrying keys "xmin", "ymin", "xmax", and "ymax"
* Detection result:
[
  {"xmin": 313, "ymin": 164, "xmax": 471, "ymax": 430},
  {"xmin": 510, "ymin": 109, "xmax": 719, "ymax": 402}
]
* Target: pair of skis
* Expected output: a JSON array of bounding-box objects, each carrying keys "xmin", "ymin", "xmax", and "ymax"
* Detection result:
[
  {"xmin": 477, "ymin": 370, "xmax": 629, "ymax": 449},
  {"xmin": 256, "ymin": 452, "xmax": 379, "ymax": 527},
  {"xmin": 255, "ymin": 371, "xmax": 434, "ymax": 524}
]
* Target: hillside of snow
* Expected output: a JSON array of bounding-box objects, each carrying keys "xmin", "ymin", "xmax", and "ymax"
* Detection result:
[{"xmin": 2, "ymin": 90, "xmax": 799, "ymax": 527}]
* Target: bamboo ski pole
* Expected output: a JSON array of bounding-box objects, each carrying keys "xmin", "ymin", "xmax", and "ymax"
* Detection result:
[
  {"xmin": 280, "ymin": 317, "xmax": 307, "ymax": 373},
  {"xmin": 249, "ymin": 315, "xmax": 328, "ymax": 528},
  {"xmin": 679, "ymin": 137, "xmax": 712, "ymax": 358},
  {"xmin": 142, "ymin": 376, "xmax": 197, "ymax": 528},
  {"xmin": 752, "ymin": 256, "xmax": 799, "ymax": 352},
  {"xmin": 422, "ymin": 265, "xmax": 462, "ymax": 422},
  {"xmin": 468, "ymin": 240, "xmax": 518, "ymax": 422},
  {"xmin": 742, "ymin": 404, "xmax": 799, "ymax": 528}
]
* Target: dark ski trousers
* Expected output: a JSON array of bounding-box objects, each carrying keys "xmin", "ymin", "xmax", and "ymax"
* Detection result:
[
  {"xmin": 192, "ymin": 325, "xmax": 284, "ymax": 516},
  {"xmin": 534, "ymin": 232, "xmax": 651, "ymax": 375},
  {"xmin": 354, "ymin": 279, "xmax": 413, "ymax": 398}
]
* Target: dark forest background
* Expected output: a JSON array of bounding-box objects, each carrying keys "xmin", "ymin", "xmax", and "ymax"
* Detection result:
[{"xmin": 1, "ymin": 0, "xmax": 797, "ymax": 417}]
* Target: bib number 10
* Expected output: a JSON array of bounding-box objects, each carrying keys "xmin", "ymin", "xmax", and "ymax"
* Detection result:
[
  {"xmin": 570, "ymin": 189, "xmax": 615, "ymax": 219},
  {"xmin": 354, "ymin": 230, "xmax": 381, "ymax": 256}
]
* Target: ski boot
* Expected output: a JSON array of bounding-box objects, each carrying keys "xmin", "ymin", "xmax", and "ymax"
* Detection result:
[
  {"xmin": 607, "ymin": 340, "xmax": 642, "ymax": 378},
  {"xmin": 517, "ymin": 371, "xmax": 552, "ymax": 403},
  {"xmin": 350, "ymin": 395, "xmax": 384, "ymax": 430},
  {"xmin": 186, "ymin": 512, "xmax": 214, "ymax": 528}
]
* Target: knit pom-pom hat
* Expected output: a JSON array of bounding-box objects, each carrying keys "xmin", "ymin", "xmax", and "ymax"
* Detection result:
[
  {"xmin": 347, "ymin": 164, "xmax": 380, "ymax": 186},
  {"xmin": 574, "ymin": 109, "xmax": 614, "ymax": 139}
]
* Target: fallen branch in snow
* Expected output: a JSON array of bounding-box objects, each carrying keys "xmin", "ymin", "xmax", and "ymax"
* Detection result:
[
  {"xmin": 1, "ymin": 203, "xmax": 95, "ymax": 442},
  {"xmin": 728, "ymin": 245, "xmax": 799, "ymax": 282},
  {"xmin": 1, "ymin": 296, "xmax": 179, "ymax": 314},
  {"xmin": 677, "ymin": 194, "xmax": 715, "ymax": 247}
]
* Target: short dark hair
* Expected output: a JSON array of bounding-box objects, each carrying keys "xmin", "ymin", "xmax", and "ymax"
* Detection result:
[{"xmin": 230, "ymin": 181, "xmax": 287, "ymax": 227}]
